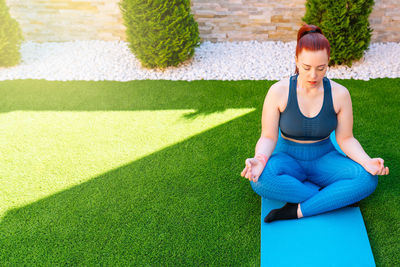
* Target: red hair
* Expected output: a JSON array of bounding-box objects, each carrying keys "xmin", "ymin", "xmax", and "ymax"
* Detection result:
[{"xmin": 295, "ymin": 24, "xmax": 331, "ymax": 74}]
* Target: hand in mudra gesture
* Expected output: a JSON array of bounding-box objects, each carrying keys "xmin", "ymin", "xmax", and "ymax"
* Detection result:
[
  {"xmin": 363, "ymin": 158, "xmax": 389, "ymax": 176},
  {"xmin": 241, "ymin": 158, "xmax": 265, "ymax": 182}
]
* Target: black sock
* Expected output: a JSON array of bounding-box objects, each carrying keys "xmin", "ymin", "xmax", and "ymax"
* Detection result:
[{"xmin": 264, "ymin": 202, "xmax": 298, "ymax": 223}]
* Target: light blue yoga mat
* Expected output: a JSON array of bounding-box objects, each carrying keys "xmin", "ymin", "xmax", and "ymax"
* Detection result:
[{"xmin": 260, "ymin": 131, "xmax": 376, "ymax": 266}]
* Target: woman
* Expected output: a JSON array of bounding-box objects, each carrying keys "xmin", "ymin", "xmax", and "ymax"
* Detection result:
[{"xmin": 240, "ymin": 24, "xmax": 389, "ymax": 223}]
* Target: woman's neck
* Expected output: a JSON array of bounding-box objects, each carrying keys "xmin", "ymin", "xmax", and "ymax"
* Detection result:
[{"xmin": 297, "ymin": 76, "xmax": 323, "ymax": 95}]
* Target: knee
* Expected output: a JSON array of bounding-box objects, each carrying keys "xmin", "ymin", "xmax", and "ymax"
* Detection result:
[
  {"xmin": 357, "ymin": 165, "xmax": 379, "ymax": 196},
  {"xmin": 249, "ymin": 179, "xmax": 259, "ymax": 194},
  {"xmin": 365, "ymin": 171, "xmax": 379, "ymax": 194},
  {"xmin": 249, "ymin": 179, "xmax": 264, "ymax": 198},
  {"xmin": 249, "ymin": 165, "xmax": 276, "ymax": 196},
  {"xmin": 249, "ymin": 166, "xmax": 267, "ymax": 194}
]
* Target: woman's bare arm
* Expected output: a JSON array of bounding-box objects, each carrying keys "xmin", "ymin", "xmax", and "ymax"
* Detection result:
[
  {"xmin": 254, "ymin": 82, "xmax": 282, "ymax": 159},
  {"xmin": 335, "ymin": 84, "xmax": 388, "ymax": 176},
  {"xmin": 334, "ymin": 84, "xmax": 372, "ymax": 167}
]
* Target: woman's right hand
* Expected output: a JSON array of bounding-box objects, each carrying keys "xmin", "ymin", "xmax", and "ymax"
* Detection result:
[{"xmin": 240, "ymin": 158, "xmax": 265, "ymax": 182}]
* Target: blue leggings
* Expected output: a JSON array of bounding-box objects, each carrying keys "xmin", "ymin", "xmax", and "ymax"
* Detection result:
[{"xmin": 250, "ymin": 135, "xmax": 378, "ymax": 217}]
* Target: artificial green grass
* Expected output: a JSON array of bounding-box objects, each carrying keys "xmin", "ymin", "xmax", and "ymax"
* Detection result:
[{"xmin": 0, "ymin": 78, "xmax": 398, "ymax": 266}]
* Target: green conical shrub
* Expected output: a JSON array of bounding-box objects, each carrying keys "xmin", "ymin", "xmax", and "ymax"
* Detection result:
[
  {"xmin": 303, "ymin": 0, "xmax": 374, "ymax": 67},
  {"xmin": 0, "ymin": 0, "xmax": 24, "ymax": 67},
  {"xmin": 119, "ymin": 0, "xmax": 201, "ymax": 69}
]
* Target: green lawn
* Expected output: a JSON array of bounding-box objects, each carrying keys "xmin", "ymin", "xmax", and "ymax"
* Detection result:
[{"xmin": 0, "ymin": 78, "xmax": 399, "ymax": 266}]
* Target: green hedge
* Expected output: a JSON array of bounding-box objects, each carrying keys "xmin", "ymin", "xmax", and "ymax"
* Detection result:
[
  {"xmin": 119, "ymin": 0, "xmax": 201, "ymax": 69},
  {"xmin": 0, "ymin": 0, "xmax": 24, "ymax": 67},
  {"xmin": 303, "ymin": 0, "xmax": 374, "ymax": 67}
]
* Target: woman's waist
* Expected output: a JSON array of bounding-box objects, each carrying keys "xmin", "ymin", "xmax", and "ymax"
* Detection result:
[
  {"xmin": 274, "ymin": 134, "xmax": 335, "ymax": 160},
  {"xmin": 281, "ymin": 132, "xmax": 330, "ymax": 144}
]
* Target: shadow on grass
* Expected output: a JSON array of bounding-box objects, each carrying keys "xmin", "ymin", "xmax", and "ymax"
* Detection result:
[
  {"xmin": 0, "ymin": 78, "xmax": 399, "ymax": 265},
  {"xmin": 0, "ymin": 79, "xmax": 271, "ymax": 265},
  {"xmin": 0, "ymin": 79, "xmax": 273, "ymax": 116},
  {"xmin": 0, "ymin": 111, "xmax": 262, "ymax": 265}
]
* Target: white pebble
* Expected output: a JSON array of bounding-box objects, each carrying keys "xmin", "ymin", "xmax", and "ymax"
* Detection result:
[{"xmin": 0, "ymin": 40, "xmax": 399, "ymax": 81}]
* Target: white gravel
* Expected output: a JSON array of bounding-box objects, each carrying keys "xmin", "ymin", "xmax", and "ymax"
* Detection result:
[{"xmin": 0, "ymin": 40, "xmax": 399, "ymax": 81}]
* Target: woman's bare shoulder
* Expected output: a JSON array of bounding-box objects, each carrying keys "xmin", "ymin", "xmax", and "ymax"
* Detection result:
[
  {"xmin": 329, "ymin": 79, "xmax": 351, "ymax": 113},
  {"xmin": 268, "ymin": 77, "xmax": 290, "ymax": 95},
  {"xmin": 266, "ymin": 77, "xmax": 290, "ymax": 112},
  {"xmin": 330, "ymin": 79, "xmax": 349, "ymax": 93},
  {"xmin": 330, "ymin": 79, "xmax": 351, "ymax": 99}
]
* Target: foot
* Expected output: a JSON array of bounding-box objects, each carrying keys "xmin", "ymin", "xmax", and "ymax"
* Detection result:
[{"xmin": 264, "ymin": 202, "xmax": 298, "ymax": 223}]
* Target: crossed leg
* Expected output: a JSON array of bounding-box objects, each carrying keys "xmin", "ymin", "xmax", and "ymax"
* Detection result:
[
  {"xmin": 250, "ymin": 149, "xmax": 378, "ymax": 219},
  {"xmin": 299, "ymin": 150, "xmax": 379, "ymax": 217},
  {"xmin": 250, "ymin": 151, "xmax": 320, "ymax": 204}
]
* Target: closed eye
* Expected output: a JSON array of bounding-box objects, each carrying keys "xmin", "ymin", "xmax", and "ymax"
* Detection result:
[
  {"xmin": 303, "ymin": 64, "xmax": 326, "ymax": 71},
  {"xmin": 303, "ymin": 67, "xmax": 325, "ymax": 71}
]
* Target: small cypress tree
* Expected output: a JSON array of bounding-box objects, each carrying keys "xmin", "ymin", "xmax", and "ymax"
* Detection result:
[
  {"xmin": 303, "ymin": 0, "xmax": 374, "ymax": 67},
  {"xmin": 0, "ymin": 0, "xmax": 24, "ymax": 67},
  {"xmin": 119, "ymin": 0, "xmax": 201, "ymax": 69}
]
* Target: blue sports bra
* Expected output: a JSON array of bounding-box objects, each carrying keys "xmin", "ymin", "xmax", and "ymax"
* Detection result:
[{"xmin": 279, "ymin": 74, "xmax": 337, "ymax": 141}]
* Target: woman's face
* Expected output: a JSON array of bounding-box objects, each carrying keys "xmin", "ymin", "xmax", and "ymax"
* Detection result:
[{"xmin": 295, "ymin": 49, "xmax": 329, "ymax": 89}]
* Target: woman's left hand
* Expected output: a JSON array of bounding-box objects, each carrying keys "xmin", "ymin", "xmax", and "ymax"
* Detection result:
[{"xmin": 363, "ymin": 158, "xmax": 389, "ymax": 176}]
